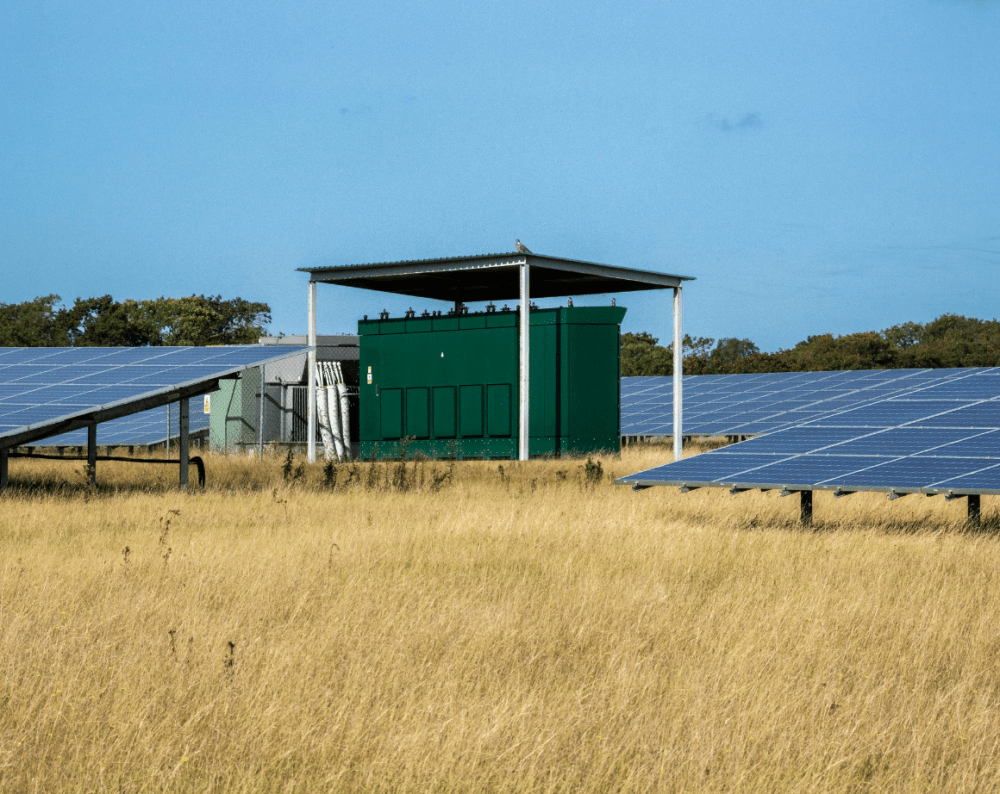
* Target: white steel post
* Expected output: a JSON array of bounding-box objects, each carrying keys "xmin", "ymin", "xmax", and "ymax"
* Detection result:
[
  {"xmin": 673, "ymin": 286, "xmax": 683, "ymax": 462},
  {"xmin": 307, "ymin": 281, "xmax": 317, "ymax": 464},
  {"xmin": 519, "ymin": 260, "xmax": 530, "ymax": 461}
]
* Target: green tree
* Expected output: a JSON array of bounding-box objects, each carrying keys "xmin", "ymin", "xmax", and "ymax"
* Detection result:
[
  {"xmin": 620, "ymin": 332, "xmax": 718, "ymax": 376},
  {"xmin": 63, "ymin": 296, "xmax": 159, "ymax": 346},
  {"xmin": 784, "ymin": 331, "xmax": 897, "ymax": 371},
  {"xmin": 0, "ymin": 294, "xmax": 271, "ymax": 347},
  {"xmin": 621, "ymin": 332, "xmax": 673, "ymax": 376},
  {"xmin": 0, "ymin": 295, "xmax": 73, "ymax": 346},
  {"xmin": 896, "ymin": 315, "xmax": 1000, "ymax": 368},
  {"xmin": 706, "ymin": 337, "xmax": 760, "ymax": 373},
  {"xmin": 137, "ymin": 295, "xmax": 271, "ymax": 346}
]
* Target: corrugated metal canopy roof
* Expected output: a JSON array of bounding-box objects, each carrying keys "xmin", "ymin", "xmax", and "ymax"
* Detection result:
[{"xmin": 298, "ymin": 252, "xmax": 693, "ymax": 301}]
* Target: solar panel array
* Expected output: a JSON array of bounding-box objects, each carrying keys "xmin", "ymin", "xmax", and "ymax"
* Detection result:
[
  {"xmin": 33, "ymin": 399, "xmax": 209, "ymax": 448},
  {"xmin": 0, "ymin": 346, "xmax": 301, "ymax": 448},
  {"xmin": 620, "ymin": 368, "xmax": 1000, "ymax": 496},
  {"xmin": 621, "ymin": 369, "xmax": 987, "ymax": 438}
]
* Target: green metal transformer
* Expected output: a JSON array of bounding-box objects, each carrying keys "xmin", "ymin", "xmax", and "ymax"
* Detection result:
[{"xmin": 358, "ymin": 305, "xmax": 626, "ymax": 459}]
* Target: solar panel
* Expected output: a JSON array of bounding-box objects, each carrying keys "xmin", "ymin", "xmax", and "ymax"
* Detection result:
[
  {"xmin": 34, "ymin": 400, "xmax": 210, "ymax": 447},
  {"xmin": 620, "ymin": 368, "xmax": 1000, "ymax": 438},
  {"xmin": 620, "ymin": 368, "xmax": 1000, "ymax": 497},
  {"xmin": 0, "ymin": 346, "xmax": 305, "ymax": 449}
]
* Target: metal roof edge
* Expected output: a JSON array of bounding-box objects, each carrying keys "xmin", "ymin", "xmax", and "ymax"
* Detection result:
[{"xmin": 298, "ymin": 252, "xmax": 693, "ymax": 286}]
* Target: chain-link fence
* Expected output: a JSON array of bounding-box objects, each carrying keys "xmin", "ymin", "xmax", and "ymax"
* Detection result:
[{"xmin": 208, "ymin": 365, "xmax": 358, "ymax": 456}]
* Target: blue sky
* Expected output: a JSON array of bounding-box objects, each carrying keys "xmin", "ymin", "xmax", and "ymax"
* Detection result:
[{"xmin": 2, "ymin": 0, "xmax": 998, "ymax": 351}]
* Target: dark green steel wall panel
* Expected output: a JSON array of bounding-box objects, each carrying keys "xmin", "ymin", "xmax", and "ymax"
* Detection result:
[
  {"xmin": 380, "ymin": 388, "xmax": 402, "ymax": 439},
  {"xmin": 406, "ymin": 387, "xmax": 429, "ymax": 438},
  {"xmin": 433, "ymin": 386, "xmax": 456, "ymax": 438},
  {"xmin": 565, "ymin": 322, "xmax": 621, "ymax": 453},
  {"xmin": 460, "ymin": 385, "xmax": 484, "ymax": 437},
  {"xmin": 487, "ymin": 384, "xmax": 512, "ymax": 437},
  {"xmin": 359, "ymin": 306, "xmax": 625, "ymax": 459}
]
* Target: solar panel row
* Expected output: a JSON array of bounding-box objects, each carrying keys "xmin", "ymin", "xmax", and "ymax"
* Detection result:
[
  {"xmin": 0, "ymin": 346, "xmax": 303, "ymax": 448},
  {"xmin": 33, "ymin": 399, "xmax": 210, "ymax": 448},
  {"xmin": 620, "ymin": 367, "xmax": 1000, "ymax": 497},
  {"xmin": 621, "ymin": 369, "xmax": 997, "ymax": 438}
]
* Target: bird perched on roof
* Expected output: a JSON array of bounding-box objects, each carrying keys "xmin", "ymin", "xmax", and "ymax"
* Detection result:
[{"xmin": 515, "ymin": 239, "xmax": 532, "ymax": 253}]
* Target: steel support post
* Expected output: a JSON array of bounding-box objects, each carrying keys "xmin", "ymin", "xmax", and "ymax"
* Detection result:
[
  {"xmin": 280, "ymin": 385, "xmax": 288, "ymax": 444},
  {"xmin": 969, "ymin": 494, "xmax": 982, "ymax": 528},
  {"xmin": 672, "ymin": 286, "xmax": 683, "ymax": 462},
  {"xmin": 0, "ymin": 448, "xmax": 8, "ymax": 490},
  {"xmin": 87, "ymin": 424, "xmax": 97, "ymax": 486},
  {"xmin": 307, "ymin": 281, "xmax": 318, "ymax": 464},
  {"xmin": 518, "ymin": 260, "xmax": 530, "ymax": 461},
  {"xmin": 800, "ymin": 490, "xmax": 813, "ymax": 526},
  {"xmin": 257, "ymin": 364, "xmax": 266, "ymax": 459},
  {"xmin": 179, "ymin": 398, "xmax": 190, "ymax": 488}
]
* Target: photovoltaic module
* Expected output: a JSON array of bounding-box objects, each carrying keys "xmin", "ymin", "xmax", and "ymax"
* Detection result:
[
  {"xmin": 619, "ymin": 368, "xmax": 1000, "ymax": 497},
  {"xmin": 0, "ymin": 346, "xmax": 305, "ymax": 448},
  {"xmin": 620, "ymin": 369, "xmax": 984, "ymax": 438}
]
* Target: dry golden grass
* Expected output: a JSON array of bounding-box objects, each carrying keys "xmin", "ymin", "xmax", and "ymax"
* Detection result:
[{"xmin": 2, "ymin": 443, "xmax": 999, "ymax": 792}]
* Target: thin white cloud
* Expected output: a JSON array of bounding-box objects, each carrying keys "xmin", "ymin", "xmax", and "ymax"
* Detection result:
[{"xmin": 708, "ymin": 112, "xmax": 764, "ymax": 132}]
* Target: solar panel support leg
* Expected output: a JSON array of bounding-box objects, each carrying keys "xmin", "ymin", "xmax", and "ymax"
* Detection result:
[
  {"xmin": 800, "ymin": 490, "xmax": 813, "ymax": 526},
  {"xmin": 179, "ymin": 398, "xmax": 190, "ymax": 489},
  {"xmin": 87, "ymin": 424, "xmax": 97, "ymax": 486},
  {"xmin": 0, "ymin": 449, "xmax": 8, "ymax": 490},
  {"xmin": 968, "ymin": 494, "xmax": 981, "ymax": 528}
]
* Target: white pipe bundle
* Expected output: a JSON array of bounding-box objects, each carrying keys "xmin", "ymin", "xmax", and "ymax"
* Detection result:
[
  {"xmin": 315, "ymin": 364, "xmax": 337, "ymax": 461},
  {"xmin": 334, "ymin": 361, "xmax": 351, "ymax": 460},
  {"xmin": 324, "ymin": 362, "xmax": 345, "ymax": 461}
]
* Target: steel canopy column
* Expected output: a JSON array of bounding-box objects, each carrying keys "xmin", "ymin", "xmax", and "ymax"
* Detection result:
[
  {"xmin": 519, "ymin": 259, "xmax": 530, "ymax": 462},
  {"xmin": 179, "ymin": 398, "xmax": 190, "ymax": 488},
  {"xmin": 307, "ymin": 281, "xmax": 318, "ymax": 464},
  {"xmin": 672, "ymin": 286, "xmax": 683, "ymax": 462},
  {"xmin": 87, "ymin": 423, "xmax": 97, "ymax": 486},
  {"xmin": 0, "ymin": 449, "xmax": 7, "ymax": 490}
]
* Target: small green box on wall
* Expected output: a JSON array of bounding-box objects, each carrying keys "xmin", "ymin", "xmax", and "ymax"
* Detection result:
[{"xmin": 358, "ymin": 305, "xmax": 626, "ymax": 459}]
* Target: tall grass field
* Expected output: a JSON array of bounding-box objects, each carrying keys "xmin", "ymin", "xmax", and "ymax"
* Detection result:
[{"xmin": 1, "ymin": 444, "xmax": 999, "ymax": 792}]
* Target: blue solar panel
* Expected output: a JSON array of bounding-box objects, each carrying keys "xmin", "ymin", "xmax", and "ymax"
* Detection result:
[
  {"xmin": 932, "ymin": 464, "xmax": 1000, "ymax": 491},
  {"xmin": 822, "ymin": 457, "xmax": 996, "ymax": 489},
  {"xmin": 37, "ymin": 399, "xmax": 211, "ymax": 447},
  {"xmin": 620, "ymin": 367, "xmax": 1000, "ymax": 495},
  {"xmin": 728, "ymin": 427, "xmax": 869, "ymax": 455},
  {"xmin": 822, "ymin": 427, "xmax": 983, "ymax": 456},
  {"xmin": 921, "ymin": 431, "xmax": 1000, "ymax": 458},
  {"xmin": 803, "ymin": 400, "xmax": 965, "ymax": 427},
  {"xmin": 911, "ymin": 401, "xmax": 1000, "ymax": 428},
  {"xmin": 629, "ymin": 453, "xmax": 791, "ymax": 483},
  {"xmin": 734, "ymin": 456, "xmax": 886, "ymax": 487},
  {"xmin": 0, "ymin": 345, "xmax": 305, "ymax": 447},
  {"xmin": 620, "ymin": 368, "xmax": 993, "ymax": 438}
]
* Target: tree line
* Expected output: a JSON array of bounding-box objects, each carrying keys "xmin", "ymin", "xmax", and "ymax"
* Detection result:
[
  {"xmin": 0, "ymin": 294, "xmax": 271, "ymax": 347},
  {"xmin": 622, "ymin": 314, "xmax": 1000, "ymax": 376},
  {"xmin": 4, "ymin": 297, "xmax": 996, "ymax": 372}
]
